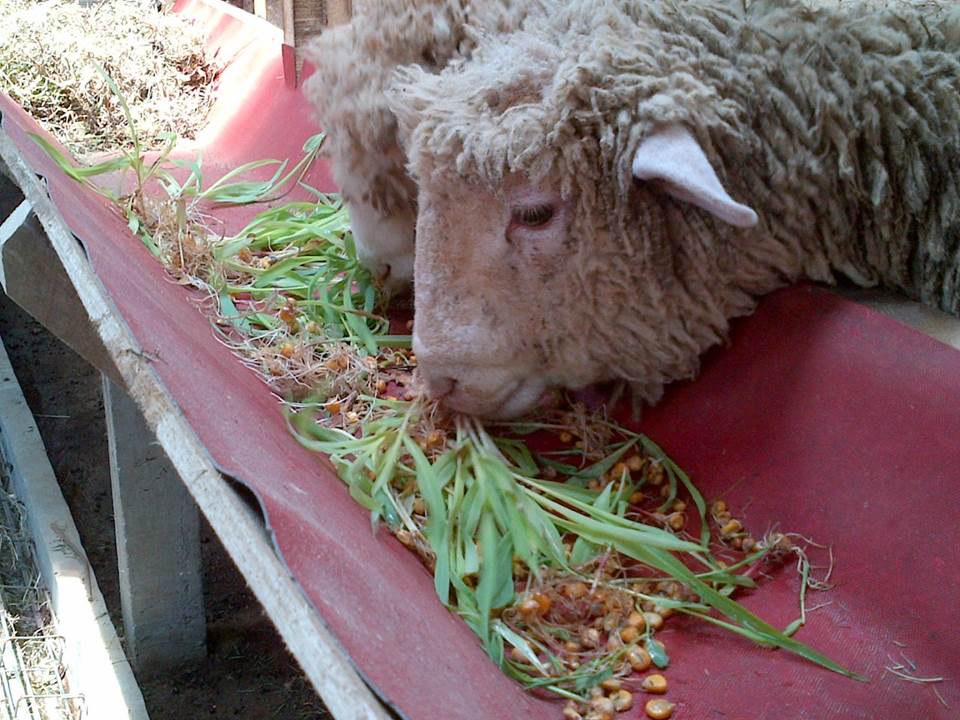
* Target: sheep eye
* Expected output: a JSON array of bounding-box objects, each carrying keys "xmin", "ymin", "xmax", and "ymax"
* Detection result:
[{"xmin": 514, "ymin": 204, "xmax": 554, "ymax": 228}]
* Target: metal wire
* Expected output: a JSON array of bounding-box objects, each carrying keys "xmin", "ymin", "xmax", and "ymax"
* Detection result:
[{"xmin": 0, "ymin": 454, "xmax": 84, "ymax": 720}]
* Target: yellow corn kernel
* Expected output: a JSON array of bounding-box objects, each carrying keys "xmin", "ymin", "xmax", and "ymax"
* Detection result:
[
  {"xmin": 646, "ymin": 463, "xmax": 665, "ymax": 485},
  {"xmin": 643, "ymin": 611, "xmax": 664, "ymax": 630},
  {"xmin": 721, "ymin": 519, "xmax": 743, "ymax": 536},
  {"xmin": 589, "ymin": 696, "xmax": 615, "ymax": 716},
  {"xmin": 653, "ymin": 605, "xmax": 674, "ymax": 620},
  {"xmin": 612, "ymin": 690, "xmax": 634, "ymax": 712},
  {"xmin": 641, "ymin": 674, "xmax": 668, "ymax": 694},
  {"xmin": 582, "ymin": 628, "xmax": 601, "ymax": 648},
  {"xmin": 519, "ymin": 597, "xmax": 540, "ymax": 615},
  {"xmin": 627, "ymin": 647, "xmax": 652, "ymax": 672},
  {"xmin": 600, "ymin": 678, "xmax": 621, "ymax": 693},
  {"xmin": 644, "ymin": 699, "xmax": 675, "ymax": 719}
]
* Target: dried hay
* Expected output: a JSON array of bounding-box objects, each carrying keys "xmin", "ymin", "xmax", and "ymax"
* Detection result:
[{"xmin": 0, "ymin": 0, "xmax": 218, "ymax": 156}]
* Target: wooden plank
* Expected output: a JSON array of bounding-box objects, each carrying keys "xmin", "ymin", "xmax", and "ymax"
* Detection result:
[
  {"xmin": 103, "ymin": 375, "xmax": 206, "ymax": 674},
  {"xmin": 0, "ymin": 337, "xmax": 149, "ymax": 720},
  {"xmin": 1, "ymin": 125, "xmax": 389, "ymax": 720},
  {"xmin": 326, "ymin": 0, "xmax": 351, "ymax": 26},
  {"xmin": 0, "ymin": 196, "xmax": 124, "ymax": 387},
  {"xmin": 282, "ymin": 0, "xmax": 295, "ymax": 47},
  {"xmin": 290, "ymin": 0, "xmax": 352, "ymax": 83}
]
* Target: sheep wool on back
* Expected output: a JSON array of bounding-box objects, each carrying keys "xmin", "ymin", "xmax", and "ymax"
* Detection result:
[{"xmin": 391, "ymin": 0, "xmax": 960, "ymax": 409}]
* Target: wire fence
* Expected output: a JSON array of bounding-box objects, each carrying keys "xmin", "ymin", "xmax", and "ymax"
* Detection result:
[{"xmin": 0, "ymin": 454, "xmax": 84, "ymax": 720}]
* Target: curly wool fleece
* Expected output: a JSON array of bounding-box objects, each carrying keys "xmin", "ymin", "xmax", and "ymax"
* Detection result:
[
  {"xmin": 301, "ymin": 0, "xmax": 545, "ymax": 216},
  {"xmin": 391, "ymin": 0, "xmax": 960, "ymax": 409}
]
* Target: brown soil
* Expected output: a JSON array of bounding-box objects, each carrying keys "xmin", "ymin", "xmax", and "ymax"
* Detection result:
[{"xmin": 0, "ymin": 177, "xmax": 329, "ymax": 719}]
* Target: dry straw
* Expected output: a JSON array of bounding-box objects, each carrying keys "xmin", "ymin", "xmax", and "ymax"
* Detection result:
[{"xmin": 0, "ymin": 0, "xmax": 217, "ymax": 156}]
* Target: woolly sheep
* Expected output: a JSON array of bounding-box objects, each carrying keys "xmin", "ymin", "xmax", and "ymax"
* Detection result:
[
  {"xmin": 302, "ymin": 0, "xmax": 545, "ymax": 288},
  {"xmin": 387, "ymin": 0, "xmax": 960, "ymax": 418}
]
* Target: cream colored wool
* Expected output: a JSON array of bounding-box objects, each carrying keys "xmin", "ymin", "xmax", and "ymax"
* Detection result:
[
  {"xmin": 301, "ymin": 0, "xmax": 545, "ymax": 284},
  {"xmin": 389, "ymin": 0, "xmax": 960, "ymax": 416}
]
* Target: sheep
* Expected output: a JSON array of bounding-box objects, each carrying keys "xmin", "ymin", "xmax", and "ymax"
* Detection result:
[
  {"xmin": 385, "ymin": 0, "xmax": 960, "ymax": 418},
  {"xmin": 301, "ymin": 0, "xmax": 546, "ymax": 289}
]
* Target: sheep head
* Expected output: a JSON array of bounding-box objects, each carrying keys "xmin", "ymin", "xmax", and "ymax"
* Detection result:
[
  {"xmin": 303, "ymin": 24, "xmax": 419, "ymax": 288},
  {"xmin": 302, "ymin": 1, "xmax": 472, "ymax": 289},
  {"xmin": 390, "ymin": 29, "xmax": 759, "ymax": 418},
  {"xmin": 303, "ymin": 0, "xmax": 556, "ymax": 291}
]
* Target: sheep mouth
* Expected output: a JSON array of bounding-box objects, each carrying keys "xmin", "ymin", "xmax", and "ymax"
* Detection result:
[
  {"xmin": 489, "ymin": 381, "xmax": 552, "ymax": 420},
  {"xmin": 442, "ymin": 376, "xmax": 548, "ymax": 420}
]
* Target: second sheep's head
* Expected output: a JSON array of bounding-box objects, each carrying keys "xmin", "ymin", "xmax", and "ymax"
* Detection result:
[
  {"xmin": 387, "ymin": 25, "xmax": 758, "ymax": 419},
  {"xmin": 302, "ymin": 29, "xmax": 419, "ymax": 290},
  {"xmin": 302, "ymin": 0, "xmax": 552, "ymax": 293}
]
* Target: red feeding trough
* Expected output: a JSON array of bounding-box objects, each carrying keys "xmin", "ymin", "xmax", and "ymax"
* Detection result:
[{"xmin": 1, "ymin": 1, "xmax": 957, "ymax": 718}]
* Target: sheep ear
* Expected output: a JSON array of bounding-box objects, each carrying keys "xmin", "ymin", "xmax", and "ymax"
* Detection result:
[{"xmin": 631, "ymin": 124, "xmax": 758, "ymax": 228}]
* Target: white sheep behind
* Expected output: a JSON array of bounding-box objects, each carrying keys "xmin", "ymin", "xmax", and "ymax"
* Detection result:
[{"xmin": 301, "ymin": 0, "xmax": 545, "ymax": 289}]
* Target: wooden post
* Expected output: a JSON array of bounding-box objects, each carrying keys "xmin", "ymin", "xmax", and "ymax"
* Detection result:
[
  {"xmin": 282, "ymin": 0, "xmax": 295, "ymax": 47},
  {"xmin": 102, "ymin": 376, "xmax": 206, "ymax": 674},
  {"xmin": 282, "ymin": 0, "xmax": 352, "ymax": 84},
  {"xmin": 0, "ymin": 199, "xmax": 123, "ymax": 387}
]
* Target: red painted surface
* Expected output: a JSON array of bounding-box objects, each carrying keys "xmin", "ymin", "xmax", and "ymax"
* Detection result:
[
  {"xmin": 637, "ymin": 289, "xmax": 960, "ymax": 720},
  {"xmin": 1, "ymin": 1, "xmax": 957, "ymax": 717}
]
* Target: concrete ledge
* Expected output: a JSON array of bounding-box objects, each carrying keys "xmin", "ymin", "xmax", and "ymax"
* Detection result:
[
  {"xmin": 834, "ymin": 286, "xmax": 960, "ymax": 351},
  {"xmin": 0, "ymin": 336, "xmax": 149, "ymax": 720}
]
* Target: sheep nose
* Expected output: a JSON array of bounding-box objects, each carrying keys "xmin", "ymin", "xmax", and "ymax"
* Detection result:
[
  {"xmin": 412, "ymin": 332, "xmax": 458, "ymax": 399},
  {"xmin": 422, "ymin": 374, "xmax": 456, "ymax": 400}
]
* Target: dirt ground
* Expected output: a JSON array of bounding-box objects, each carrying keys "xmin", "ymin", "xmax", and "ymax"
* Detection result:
[{"xmin": 0, "ymin": 179, "xmax": 329, "ymax": 719}]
